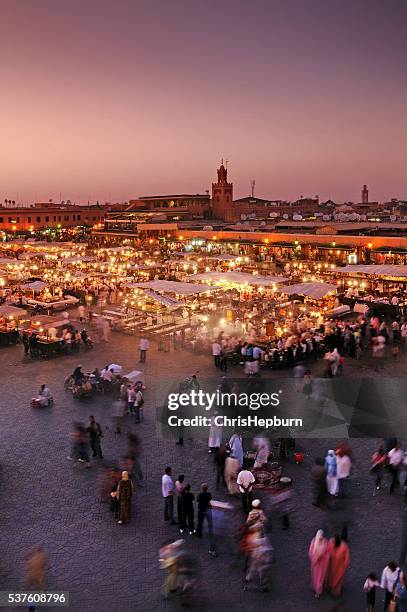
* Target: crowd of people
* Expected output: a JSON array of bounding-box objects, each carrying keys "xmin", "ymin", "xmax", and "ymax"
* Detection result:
[{"xmin": 208, "ymin": 312, "xmax": 407, "ymax": 379}]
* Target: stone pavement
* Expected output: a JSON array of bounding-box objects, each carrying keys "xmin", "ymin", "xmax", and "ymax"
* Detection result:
[{"xmin": 0, "ymin": 329, "xmax": 407, "ymax": 612}]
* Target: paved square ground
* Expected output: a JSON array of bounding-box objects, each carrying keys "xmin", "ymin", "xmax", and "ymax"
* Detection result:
[{"xmin": 1, "ymin": 327, "xmax": 406, "ymax": 611}]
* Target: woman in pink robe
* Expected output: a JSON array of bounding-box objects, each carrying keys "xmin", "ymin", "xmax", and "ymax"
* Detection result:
[
  {"xmin": 309, "ymin": 530, "xmax": 330, "ymax": 598},
  {"xmin": 327, "ymin": 535, "xmax": 350, "ymax": 596}
]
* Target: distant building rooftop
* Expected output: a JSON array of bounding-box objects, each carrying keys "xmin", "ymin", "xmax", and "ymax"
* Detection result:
[{"xmin": 137, "ymin": 194, "xmax": 209, "ymax": 200}]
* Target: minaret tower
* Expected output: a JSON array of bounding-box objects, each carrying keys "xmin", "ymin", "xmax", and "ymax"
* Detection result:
[{"xmin": 212, "ymin": 159, "xmax": 234, "ymax": 221}]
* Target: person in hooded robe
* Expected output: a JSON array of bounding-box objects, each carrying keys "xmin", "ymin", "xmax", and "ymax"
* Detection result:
[
  {"xmin": 116, "ymin": 470, "xmax": 133, "ymax": 524},
  {"xmin": 309, "ymin": 529, "xmax": 330, "ymax": 598},
  {"xmin": 327, "ymin": 534, "xmax": 350, "ymax": 596}
]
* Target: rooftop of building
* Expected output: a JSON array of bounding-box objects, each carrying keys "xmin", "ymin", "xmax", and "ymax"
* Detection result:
[{"xmin": 136, "ymin": 194, "xmax": 210, "ymax": 200}]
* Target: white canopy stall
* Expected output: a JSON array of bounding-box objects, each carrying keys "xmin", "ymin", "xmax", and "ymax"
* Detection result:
[
  {"xmin": 334, "ymin": 265, "xmax": 407, "ymax": 278},
  {"xmin": 128, "ymin": 280, "xmax": 214, "ymax": 295},
  {"xmin": 280, "ymin": 282, "xmax": 337, "ymax": 299},
  {"xmin": 0, "ymin": 304, "xmax": 28, "ymax": 318},
  {"xmin": 187, "ymin": 271, "xmax": 286, "ymax": 286}
]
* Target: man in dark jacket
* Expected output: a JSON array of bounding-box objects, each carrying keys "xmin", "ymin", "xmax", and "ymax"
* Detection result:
[{"xmin": 196, "ymin": 483, "xmax": 216, "ymax": 556}]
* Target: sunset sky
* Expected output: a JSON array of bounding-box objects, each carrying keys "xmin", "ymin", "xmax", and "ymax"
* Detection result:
[{"xmin": 1, "ymin": 0, "xmax": 406, "ymax": 203}]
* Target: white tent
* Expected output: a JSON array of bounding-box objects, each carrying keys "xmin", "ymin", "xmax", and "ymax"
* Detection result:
[
  {"xmin": 126, "ymin": 280, "xmax": 214, "ymax": 295},
  {"xmin": 335, "ymin": 265, "xmax": 407, "ymax": 278},
  {"xmin": 0, "ymin": 304, "xmax": 28, "ymax": 317},
  {"xmin": 188, "ymin": 271, "xmax": 286, "ymax": 286},
  {"xmin": 21, "ymin": 281, "xmax": 47, "ymax": 291},
  {"xmin": 206, "ymin": 254, "xmax": 244, "ymax": 261},
  {"xmin": 280, "ymin": 282, "xmax": 337, "ymax": 299},
  {"xmin": 141, "ymin": 289, "xmax": 182, "ymax": 308}
]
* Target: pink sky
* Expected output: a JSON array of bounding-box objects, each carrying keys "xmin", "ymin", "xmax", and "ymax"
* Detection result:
[{"xmin": 1, "ymin": 0, "xmax": 406, "ymax": 203}]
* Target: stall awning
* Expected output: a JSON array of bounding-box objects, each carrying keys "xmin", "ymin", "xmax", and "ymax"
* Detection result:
[
  {"xmin": 372, "ymin": 248, "xmax": 407, "ymax": 254},
  {"xmin": 141, "ymin": 289, "xmax": 182, "ymax": 308},
  {"xmin": 335, "ymin": 265, "xmax": 407, "ymax": 278},
  {"xmin": 187, "ymin": 271, "xmax": 286, "ymax": 286},
  {"xmin": 21, "ymin": 281, "xmax": 48, "ymax": 291},
  {"xmin": 0, "ymin": 305, "xmax": 28, "ymax": 318},
  {"xmin": 126, "ymin": 280, "xmax": 214, "ymax": 295},
  {"xmin": 280, "ymin": 282, "xmax": 337, "ymax": 299},
  {"xmin": 317, "ymin": 245, "xmax": 353, "ymax": 251}
]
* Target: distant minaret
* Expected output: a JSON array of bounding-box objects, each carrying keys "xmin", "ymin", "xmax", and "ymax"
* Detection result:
[
  {"xmin": 212, "ymin": 160, "xmax": 234, "ymax": 221},
  {"xmin": 362, "ymin": 184, "xmax": 369, "ymax": 204}
]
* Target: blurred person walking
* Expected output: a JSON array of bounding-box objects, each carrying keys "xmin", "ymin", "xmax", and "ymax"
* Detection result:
[
  {"xmin": 112, "ymin": 397, "xmax": 125, "ymax": 435},
  {"xmin": 214, "ymin": 442, "xmax": 228, "ymax": 490},
  {"xmin": 180, "ymin": 484, "xmax": 195, "ymax": 535},
  {"xmin": 325, "ymin": 450, "xmax": 338, "ymax": 496},
  {"xmin": 309, "ymin": 530, "xmax": 330, "ymax": 598},
  {"xmin": 327, "ymin": 535, "xmax": 350, "ymax": 597},
  {"xmin": 388, "ymin": 442, "xmax": 404, "ymax": 494},
  {"xmin": 311, "ymin": 457, "xmax": 328, "ymax": 508},
  {"xmin": 175, "ymin": 474, "xmax": 185, "ymax": 526},
  {"xmin": 139, "ymin": 336, "xmax": 148, "ymax": 363},
  {"xmin": 370, "ymin": 446, "xmax": 387, "ymax": 494},
  {"xmin": 162, "ymin": 467, "xmax": 176, "ymax": 524},
  {"xmin": 196, "ymin": 483, "xmax": 216, "ymax": 556},
  {"xmin": 25, "ymin": 546, "xmax": 49, "ymax": 610},
  {"xmin": 87, "ymin": 415, "xmax": 103, "ymax": 459},
  {"xmin": 25, "ymin": 546, "xmax": 49, "ymax": 592}
]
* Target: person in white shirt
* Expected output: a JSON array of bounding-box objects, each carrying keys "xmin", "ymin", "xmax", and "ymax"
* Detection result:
[
  {"xmin": 139, "ymin": 337, "xmax": 149, "ymax": 363},
  {"xmin": 388, "ymin": 443, "xmax": 404, "ymax": 494},
  {"xmin": 336, "ymin": 451, "xmax": 351, "ymax": 498},
  {"xmin": 212, "ymin": 341, "xmax": 221, "ymax": 368},
  {"xmin": 162, "ymin": 467, "xmax": 175, "ymax": 524},
  {"xmin": 127, "ymin": 385, "xmax": 137, "ymax": 415},
  {"xmin": 237, "ymin": 468, "xmax": 256, "ymax": 515},
  {"xmin": 381, "ymin": 561, "xmax": 400, "ymax": 610},
  {"xmin": 101, "ymin": 365, "xmax": 112, "ymax": 392}
]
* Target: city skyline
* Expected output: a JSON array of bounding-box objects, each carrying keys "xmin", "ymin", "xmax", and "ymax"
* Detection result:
[{"xmin": 1, "ymin": 0, "xmax": 406, "ymax": 203}]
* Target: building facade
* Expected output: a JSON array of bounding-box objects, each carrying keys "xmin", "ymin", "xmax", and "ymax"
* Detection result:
[
  {"xmin": 127, "ymin": 194, "xmax": 210, "ymax": 218},
  {"xmin": 0, "ymin": 204, "xmax": 109, "ymax": 232}
]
